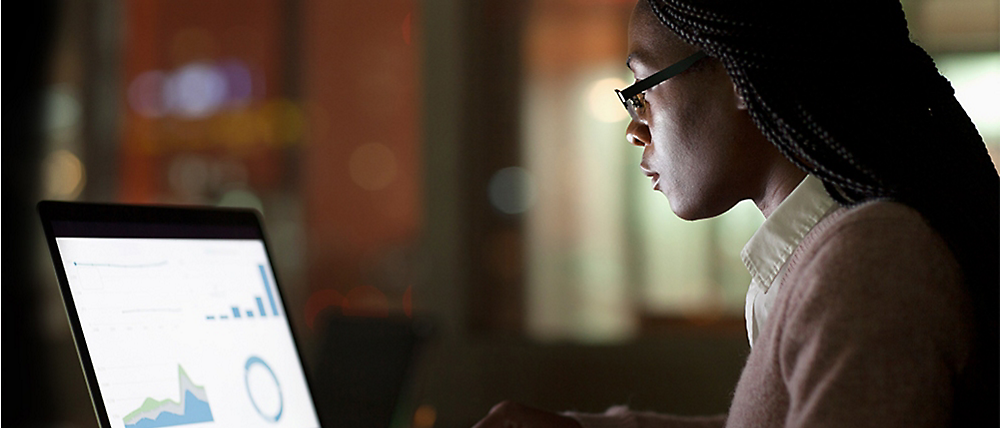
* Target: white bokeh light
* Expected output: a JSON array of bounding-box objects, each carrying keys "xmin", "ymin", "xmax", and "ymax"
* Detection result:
[
  {"xmin": 163, "ymin": 63, "xmax": 228, "ymax": 118},
  {"xmin": 587, "ymin": 77, "xmax": 630, "ymax": 123}
]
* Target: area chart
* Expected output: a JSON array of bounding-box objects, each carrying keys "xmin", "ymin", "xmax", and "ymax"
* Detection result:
[{"xmin": 122, "ymin": 365, "xmax": 214, "ymax": 428}]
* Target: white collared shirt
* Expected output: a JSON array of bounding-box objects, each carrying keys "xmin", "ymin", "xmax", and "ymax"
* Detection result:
[{"xmin": 741, "ymin": 174, "xmax": 840, "ymax": 347}]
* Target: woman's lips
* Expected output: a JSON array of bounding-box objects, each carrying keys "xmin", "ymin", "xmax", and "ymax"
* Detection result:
[{"xmin": 640, "ymin": 165, "xmax": 659, "ymax": 190}]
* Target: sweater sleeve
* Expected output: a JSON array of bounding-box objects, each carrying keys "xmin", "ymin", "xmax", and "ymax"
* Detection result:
[
  {"xmin": 564, "ymin": 407, "xmax": 726, "ymax": 428},
  {"xmin": 777, "ymin": 204, "xmax": 972, "ymax": 427}
]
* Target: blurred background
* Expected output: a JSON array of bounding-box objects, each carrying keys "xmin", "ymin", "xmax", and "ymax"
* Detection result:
[{"xmin": 7, "ymin": 0, "xmax": 998, "ymax": 427}]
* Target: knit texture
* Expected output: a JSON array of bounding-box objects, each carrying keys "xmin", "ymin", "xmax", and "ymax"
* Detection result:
[{"xmin": 569, "ymin": 201, "xmax": 973, "ymax": 428}]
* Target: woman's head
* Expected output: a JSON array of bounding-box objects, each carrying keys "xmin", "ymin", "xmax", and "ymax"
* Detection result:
[
  {"xmin": 631, "ymin": 0, "xmax": 998, "ymax": 420},
  {"xmin": 624, "ymin": 0, "xmax": 803, "ymax": 220},
  {"xmin": 639, "ymin": 0, "xmax": 997, "ymax": 202}
]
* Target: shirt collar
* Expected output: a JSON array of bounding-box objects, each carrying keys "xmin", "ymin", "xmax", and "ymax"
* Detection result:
[{"xmin": 741, "ymin": 175, "xmax": 838, "ymax": 291}]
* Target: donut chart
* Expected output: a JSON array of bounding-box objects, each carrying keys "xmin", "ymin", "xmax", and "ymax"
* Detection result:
[{"xmin": 244, "ymin": 356, "xmax": 284, "ymax": 422}]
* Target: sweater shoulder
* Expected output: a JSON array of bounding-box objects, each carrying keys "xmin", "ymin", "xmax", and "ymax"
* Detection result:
[
  {"xmin": 755, "ymin": 200, "xmax": 975, "ymax": 428},
  {"xmin": 795, "ymin": 200, "xmax": 959, "ymax": 280},
  {"xmin": 778, "ymin": 199, "xmax": 971, "ymax": 353}
]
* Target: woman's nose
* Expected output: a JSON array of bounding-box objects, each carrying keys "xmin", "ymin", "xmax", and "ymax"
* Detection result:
[{"xmin": 626, "ymin": 119, "xmax": 650, "ymax": 147}]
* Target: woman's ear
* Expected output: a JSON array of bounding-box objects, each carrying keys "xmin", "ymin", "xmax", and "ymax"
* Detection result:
[{"xmin": 733, "ymin": 81, "xmax": 748, "ymax": 110}]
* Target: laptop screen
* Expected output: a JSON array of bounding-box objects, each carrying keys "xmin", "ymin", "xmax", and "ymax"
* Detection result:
[{"xmin": 43, "ymin": 205, "xmax": 322, "ymax": 428}]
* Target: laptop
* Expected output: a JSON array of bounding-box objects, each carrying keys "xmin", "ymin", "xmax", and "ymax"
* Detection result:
[{"xmin": 38, "ymin": 200, "xmax": 394, "ymax": 428}]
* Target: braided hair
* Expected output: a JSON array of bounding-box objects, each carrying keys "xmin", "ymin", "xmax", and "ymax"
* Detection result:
[{"xmin": 646, "ymin": 0, "xmax": 999, "ymax": 422}]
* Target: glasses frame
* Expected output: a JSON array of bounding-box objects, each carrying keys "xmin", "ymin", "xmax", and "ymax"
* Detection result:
[{"xmin": 615, "ymin": 51, "xmax": 707, "ymax": 121}]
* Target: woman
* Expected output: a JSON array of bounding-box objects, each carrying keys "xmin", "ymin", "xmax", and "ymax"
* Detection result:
[{"xmin": 474, "ymin": 0, "xmax": 998, "ymax": 426}]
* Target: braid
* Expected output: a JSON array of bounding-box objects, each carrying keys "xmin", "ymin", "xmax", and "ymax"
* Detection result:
[{"xmin": 646, "ymin": 0, "xmax": 999, "ymax": 423}]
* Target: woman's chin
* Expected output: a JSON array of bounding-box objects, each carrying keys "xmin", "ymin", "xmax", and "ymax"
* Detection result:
[
  {"xmin": 670, "ymin": 205, "xmax": 706, "ymax": 221},
  {"xmin": 664, "ymin": 195, "xmax": 703, "ymax": 221},
  {"xmin": 667, "ymin": 193, "xmax": 734, "ymax": 221}
]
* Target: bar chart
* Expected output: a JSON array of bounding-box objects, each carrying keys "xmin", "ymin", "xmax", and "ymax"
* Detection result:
[{"xmin": 206, "ymin": 264, "xmax": 280, "ymax": 321}]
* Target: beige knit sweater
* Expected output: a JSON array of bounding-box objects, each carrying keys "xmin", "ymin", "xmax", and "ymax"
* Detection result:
[{"xmin": 569, "ymin": 201, "xmax": 974, "ymax": 428}]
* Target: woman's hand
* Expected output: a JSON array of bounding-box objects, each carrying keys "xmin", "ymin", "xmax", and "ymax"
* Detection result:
[{"xmin": 472, "ymin": 401, "xmax": 583, "ymax": 428}]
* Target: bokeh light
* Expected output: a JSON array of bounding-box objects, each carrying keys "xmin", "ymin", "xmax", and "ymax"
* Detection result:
[
  {"xmin": 128, "ymin": 60, "xmax": 256, "ymax": 120},
  {"xmin": 128, "ymin": 71, "xmax": 169, "ymax": 118},
  {"xmin": 264, "ymin": 98, "xmax": 306, "ymax": 145},
  {"xmin": 348, "ymin": 142, "xmax": 398, "ymax": 191},
  {"xmin": 43, "ymin": 150, "xmax": 86, "ymax": 199},
  {"xmin": 343, "ymin": 286, "xmax": 389, "ymax": 318},
  {"xmin": 587, "ymin": 77, "xmax": 629, "ymax": 123},
  {"xmin": 218, "ymin": 59, "xmax": 254, "ymax": 107},
  {"xmin": 413, "ymin": 405, "xmax": 436, "ymax": 428},
  {"xmin": 208, "ymin": 158, "xmax": 249, "ymax": 189},
  {"xmin": 402, "ymin": 13, "xmax": 413, "ymax": 46},
  {"xmin": 45, "ymin": 84, "xmax": 82, "ymax": 133},
  {"xmin": 217, "ymin": 188, "xmax": 265, "ymax": 215},
  {"xmin": 305, "ymin": 289, "xmax": 346, "ymax": 330},
  {"xmin": 488, "ymin": 166, "xmax": 537, "ymax": 215},
  {"xmin": 165, "ymin": 62, "xmax": 229, "ymax": 118},
  {"xmin": 168, "ymin": 155, "xmax": 210, "ymax": 198},
  {"xmin": 213, "ymin": 108, "xmax": 258, "ymax": 148}
]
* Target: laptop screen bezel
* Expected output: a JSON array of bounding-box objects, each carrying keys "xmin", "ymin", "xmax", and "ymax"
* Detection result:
[{"xmin": 37, "ymin": 200, "xmax": 324, "ymax": 428}]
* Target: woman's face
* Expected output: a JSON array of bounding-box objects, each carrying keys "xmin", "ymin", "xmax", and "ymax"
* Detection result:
[{"xmin": 625, "ymin": 1, "xmax": 779, "ymax": 220}]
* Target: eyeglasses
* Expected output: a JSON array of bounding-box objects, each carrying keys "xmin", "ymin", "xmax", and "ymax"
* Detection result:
[{"xmin": 615, "ymin": 51, "xmax": 707, "ymax": 121}]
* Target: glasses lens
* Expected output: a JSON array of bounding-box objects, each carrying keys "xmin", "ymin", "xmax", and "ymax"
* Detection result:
[
  {"xmin": 616, "ymin": 89, "xmax": 642, "ymax": 122},
  {"xmin": 626, "ymin": 94, "xmax": 644, "ymax": 121},
  {"xmin": 625, "ymin": 101, "xmax": 639, "ymax": 121}
]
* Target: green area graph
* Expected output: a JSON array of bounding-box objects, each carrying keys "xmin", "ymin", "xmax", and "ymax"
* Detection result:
[{"xmin": 123, "ymin": 365, "xmax": 214, "ymax": 428}]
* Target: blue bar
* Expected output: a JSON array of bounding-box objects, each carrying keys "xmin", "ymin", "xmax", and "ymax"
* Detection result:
[
  {"xmin": 255, "ymin": 297, "xmax": 267, "ymax": 317},
  {"xmin": 206, "ymin": 315, "xmax": 216, "ymax": 320},
  {"xmin": 259, "ymin": 264, "xmax": 279, "ymax": 316},
  {"xmin": 246, "ymin": 310, "xmax": 254, "ymax": 317},
  {"xmin": 232, "ymin": 307, "xmax": 241, "ymax": 318}
]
